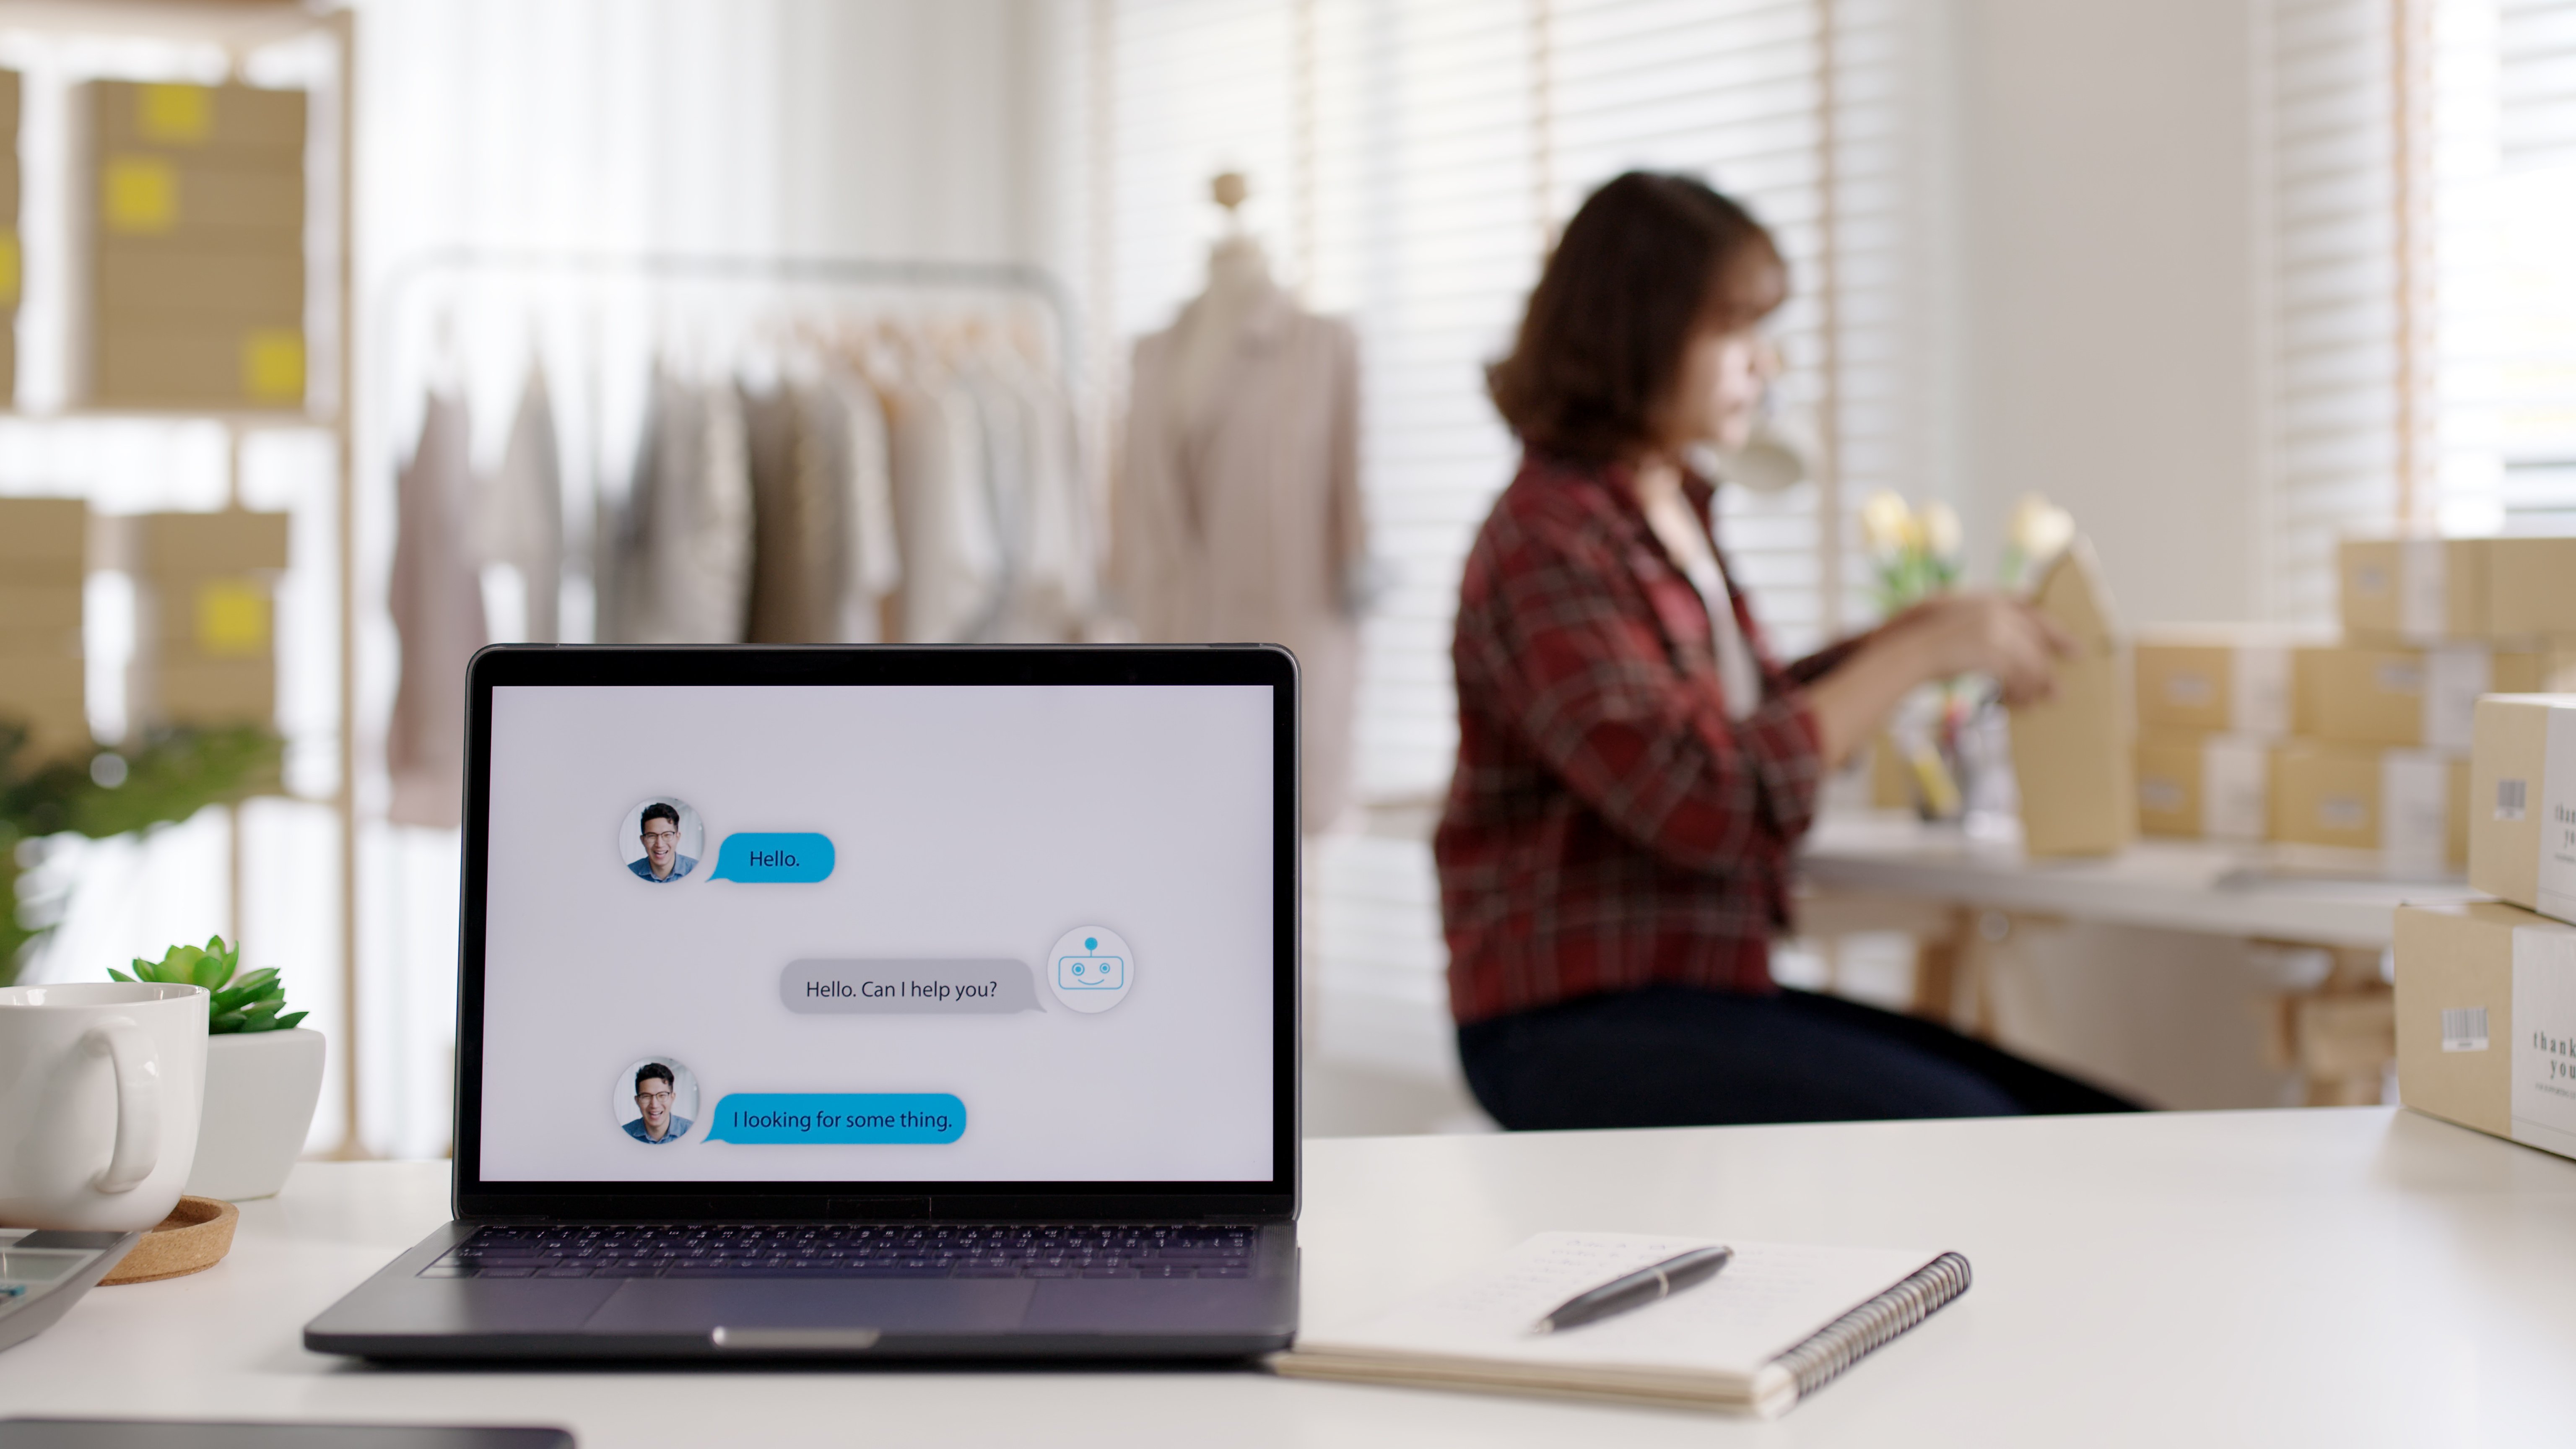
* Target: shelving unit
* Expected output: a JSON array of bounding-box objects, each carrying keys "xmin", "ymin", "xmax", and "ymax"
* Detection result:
[{"xmin": 0, "ymin": 1, "xmax": 359, "ymax": 1153}]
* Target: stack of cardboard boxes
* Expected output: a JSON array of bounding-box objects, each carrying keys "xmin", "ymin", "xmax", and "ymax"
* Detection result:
[
  {"xmin": 126, "ymin": 509, "xmax": 288, "ymax": 731},
  {"xmin": 0, "ymin": 498, "xmax": 87, "ymax": 763},
  {"xmin": 2130, "ymin": 537, "xmax": 2576, "ymax": 868},
  {"xmin": 72, "ymin": 80, "xmax": 306, "ymax": 410},
  {"xmin": 2394, "ymin": 691, "xmax": 2576, "ymax": 1162}
]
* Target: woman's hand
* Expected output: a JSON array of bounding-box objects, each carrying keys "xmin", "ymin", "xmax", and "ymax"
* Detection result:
[
  {"xmin": 1895, "ymin": 593, "xmax": 2078, "ymax": 705},
  {"xmin": 1802, "ymin": 592, "xmax": 2077, "ymax": 768}
]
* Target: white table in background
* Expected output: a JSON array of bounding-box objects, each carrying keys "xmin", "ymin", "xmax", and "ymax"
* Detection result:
[
  {"xmin": 1800, "ymin": 810, "xmax": 2480, "ymax": 948},
  {"xmin": 4, "ymin": 1107, "xmax": 2574, "ymax": 1446},
  {"xmin": 1797, "ymin": 812, "xmax": 2485, "ymax": 1098}
]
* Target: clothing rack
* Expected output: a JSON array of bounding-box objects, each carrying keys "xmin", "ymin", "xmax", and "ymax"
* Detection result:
[
  {"xmin": 347, "ymin": 247, "xmax": 1082, "ymax": 1156},
  {"xmin": 371, "ymin": 247, "xmax": 1081, "ymax": 397}
]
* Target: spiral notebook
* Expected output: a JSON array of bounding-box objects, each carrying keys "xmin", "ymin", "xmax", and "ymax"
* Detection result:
[{"xmin": 1272, "ymin": 1232, "xmax": 1971, "ymax": 1418}]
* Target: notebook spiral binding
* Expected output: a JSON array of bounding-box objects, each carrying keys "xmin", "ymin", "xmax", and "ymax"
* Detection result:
[{"xmin": 1771, "ymin": 1251, "xmax": 1973, "ymax": 1404}]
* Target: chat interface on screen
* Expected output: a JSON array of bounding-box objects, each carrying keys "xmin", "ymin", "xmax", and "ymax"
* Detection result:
[{"xmin": 476, "ymin": 683, "xmax": 1277, "ymax": 1184}]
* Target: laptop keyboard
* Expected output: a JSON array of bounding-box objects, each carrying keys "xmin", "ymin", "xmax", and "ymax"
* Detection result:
[{"xmin": 420, "ymin": 1223, "xmax": 1259, "ymax": 1280}]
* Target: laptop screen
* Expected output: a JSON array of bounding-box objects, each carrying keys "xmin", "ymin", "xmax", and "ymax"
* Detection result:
[{"xmin": 467, "ymin": 663, "xmax": 1284, "ymax": 1192}]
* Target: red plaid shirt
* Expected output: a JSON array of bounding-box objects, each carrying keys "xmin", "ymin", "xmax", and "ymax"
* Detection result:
[{"xmin": 1436, "ymin": 453, "xmax": 1854, "ymax": 1025}]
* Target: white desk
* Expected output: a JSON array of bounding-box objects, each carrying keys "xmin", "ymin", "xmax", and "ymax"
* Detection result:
[
  {"xmin": 1800, "ymin": 811, "xmax": 2481, "ymax": 949},
  {"xmin": 5, "ymin": 1108, "xmax": 2574, "ymax": 1446}
]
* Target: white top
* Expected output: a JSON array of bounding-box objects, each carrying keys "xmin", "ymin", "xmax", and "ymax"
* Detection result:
[
  {"xmin": 4, "ymin": 1107, "xmax": 2572, "ymax": 1445},
  {"xmin": 1637, "ymin": 465, "xmax": 1761, "ymax": 720}
]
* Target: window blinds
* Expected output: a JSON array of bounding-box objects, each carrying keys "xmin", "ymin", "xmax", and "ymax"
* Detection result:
[
  {"xmin": 2262, "ymin": 0, "xmax": 2576, "ymax": 611},
  {"xmin": 2257, "ymin": 0, "xmax": 2405, "ymax": 623}
]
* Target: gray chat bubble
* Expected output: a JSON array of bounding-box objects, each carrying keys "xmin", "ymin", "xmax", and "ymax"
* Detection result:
[{"xmin": 782, "ymin": 959, "xmax": 1046, "ymax": 1014}]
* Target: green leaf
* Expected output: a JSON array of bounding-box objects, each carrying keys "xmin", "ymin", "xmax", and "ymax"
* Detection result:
[
  {"xmin": 209, "ymin": 1011, "xmax": 248, "ymax": 1034},
  {"xmin": 228, "ymin": 967, "xmax": 279, "ymax": 998},
  {"xmin": 270, "ymin": 1011, "xmax": 307, "ymax": 1032},
  {"xmin": 106, "ymin": 968, "xmax": 132, "ymax": 983},
  {"xmin": 190, "ymin": 948, "xmax": 233, "ymax": 989}
]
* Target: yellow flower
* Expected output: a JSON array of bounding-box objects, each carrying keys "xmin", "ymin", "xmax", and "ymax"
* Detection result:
[
  {"xmin": 2008, "ymin": 492, "xmax": 2074, "ymax": 563},
  {"xmin": 1860, "ymin": 489, "xmax": 1914, "ymax": 558},
  {"xmin": 1921, "ymin": 500, "xmax": 1962, "ymax": 561}
]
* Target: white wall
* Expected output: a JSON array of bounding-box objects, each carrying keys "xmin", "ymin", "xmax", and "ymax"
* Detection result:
[{"xmin": 1947, "ymin": 0, "xmax": 2262, "ymax": 627}]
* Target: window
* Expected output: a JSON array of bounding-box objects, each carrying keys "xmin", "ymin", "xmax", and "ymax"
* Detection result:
[{"xmin": 2262, "ymin": 0, "xmax": 2576, "ymax": 614}]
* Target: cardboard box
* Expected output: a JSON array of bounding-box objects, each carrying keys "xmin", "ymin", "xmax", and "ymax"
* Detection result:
[
  {"xmin": 89, "ymin": 321, "xmax": 305, "ymax": 409},
  {"xmin": 137, "ymin": 656, "xmax": 272, "ymax": 726},
  {"xmin": 146, "ymin": 573, "xmax": 272, "ymax": 663},
  {"xmin": 69, "ymin": 80, "xmax": 306, "ymax": 411},
  {"xmin": 94, "ymin": 158, "xmax": 301, "ymax": 242},
  {"xmin": 2268, "ymin": 739, "xmax": 2467, "ymax": 871},
  {"xmin": 2136, "ymin": 731, "xmax": 2271, "ymax": 841},
  {"xmin": 2394, "ymin": 900, "xmax": 2576, "ymax": 1160},
  {"xmin": 2291, "ymin": 643, "xmax": 2573, "ymax": 751},
  {"xmin": 2134, "ymin": 626, "xmax": 2322, "ymax": 736},
  {"xmin": 2341, "ymin": 536, "xmax": 2488, "ymax": 642},
  {"xmin": 0, "ymin": 582, "xmax": 83, "ymax": 634},
  {"xmin": 86, "ymin": 81, "xmax": 304, "ymax": 160},
  {"xmin": 0, "ymin": 704, "xmax": 94, "ymax": 764},
  {"xmin": 2463, "ymin": 693, "xmax": 2576, "ymax": 922},
  {"xmin": 0, "ymin": 498, "xmax": 86, "ymax": 582},
  {"xmin": 2010, "ymin": 540, "xmax": 2135, "ymax": 857},
  {"xmin": 93, "ymin": 243, "xmax": 303, "ymax": 324},
  {"xmin": 135, "ymin": 509, "xmax": 289, "ymax": 576},
  {"xmin": 0, "ymin": 651, "xmax": 80, "ymax": 696},
  {"xmin": 2485, "ymin": 538, "xmax": 2576, "ymax": 641}
]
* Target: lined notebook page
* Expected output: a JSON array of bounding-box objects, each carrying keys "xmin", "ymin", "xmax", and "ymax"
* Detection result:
[{"xmin": 1293, "ymin": 1232, "xmax": 1945, "ymax": 1378}]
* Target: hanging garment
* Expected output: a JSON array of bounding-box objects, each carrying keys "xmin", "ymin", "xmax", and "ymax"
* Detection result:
[
  {"xmin": 386, "ymin": 392, "xmax": 490, "ymax": 828},
  {"xmin": 475, "ymin": 366, "xmax": 564, "ymax": 643},
  {"xmin": 796, "ymin": 367, "xmax": 901, "ymax": 642},
  {"xmin": 612, "ymin": 368, "xmax": 753, "ymax": 644},
  {"xmin": 959, "ymin": 359, "xmax": 1035, "ymax": 640},
  {"xmin": 1117, "ymin": 283, "xmax": 1367, "ymax": 832},
  {"xmin": 743, "ymin": 381, "xmax": 838, "ymax": 642},
  {"xmin": 883, "ymin": 369, "xmax": 1003, "ymax": 643},
  {"xmin": 991, "ymin": 349, "xmax": 1097, "ymax": 641}
]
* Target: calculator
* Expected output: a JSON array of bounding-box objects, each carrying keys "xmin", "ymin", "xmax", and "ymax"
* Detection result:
[{"xmin": 0, "ymin": 1230, "xmax": 140, "ymax": 1358}]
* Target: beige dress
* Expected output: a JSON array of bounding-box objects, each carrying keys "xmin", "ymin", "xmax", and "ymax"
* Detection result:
[{"xmin": 1116, "ymin": 285, "xmax": 1367, "ymax": 832}]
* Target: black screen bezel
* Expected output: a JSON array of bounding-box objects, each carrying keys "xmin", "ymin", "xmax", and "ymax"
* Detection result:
[{"xmin": 452, "ymin": 644, "xmax": 1300, "ymax": 1223}]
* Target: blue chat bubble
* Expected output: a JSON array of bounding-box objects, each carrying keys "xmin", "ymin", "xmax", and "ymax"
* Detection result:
[
  {"xmin": 709, "ymin": 832, "xmax": 836, "ymax": 883},
  {"xmin": 703, "ymin": 1092, "xmax": 965, "ymax": 1144}
]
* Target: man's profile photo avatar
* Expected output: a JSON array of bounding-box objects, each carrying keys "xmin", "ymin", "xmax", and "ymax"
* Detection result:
[
  {"xmin": 622, "ymin": 1061, "xmax": 694, "ymax": 1144},
  {"xmin": 624, "ymin": 799, "xmax": 700, "ymax": 883}
]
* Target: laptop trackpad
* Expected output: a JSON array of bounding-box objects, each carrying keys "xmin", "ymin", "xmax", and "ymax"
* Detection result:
[{"xmin": 583, "ymin": 1279, "xmax": 1036, "ymax": 1336}]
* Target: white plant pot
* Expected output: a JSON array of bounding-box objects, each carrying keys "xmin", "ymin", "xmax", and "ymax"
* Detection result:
[{"xmin": 183, "ymin": 1028, "xmax": 326, "ymax": 1202}]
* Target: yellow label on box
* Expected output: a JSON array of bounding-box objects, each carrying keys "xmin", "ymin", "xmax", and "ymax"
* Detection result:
[
  {"xmin": 137, "ymin": 84, "xmax": 213, "ymax": 145},
  {"xmin": 193, "ymin": 578, "xmax": 268, "ymax": 656},
  {"xmin": 239, "ymin": 328, "xmax": 303, "ymax": 402},
  {"xmin": 0, "ymin": 228, "xmax": 20, "ymax": 308},
  {"xmin": 103, "ymin": 155, "xmax": 177, "ymax": 234}
]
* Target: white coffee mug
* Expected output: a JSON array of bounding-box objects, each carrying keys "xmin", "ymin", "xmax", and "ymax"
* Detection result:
[{"xmin": 0, "ymin": 981, "xmax": 208, "ymax": 1231}]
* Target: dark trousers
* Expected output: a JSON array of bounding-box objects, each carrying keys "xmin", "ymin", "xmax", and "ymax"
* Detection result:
[{"xmin": 1457, "ymin": 984, "xmax": 2141, "ymax": 1130}]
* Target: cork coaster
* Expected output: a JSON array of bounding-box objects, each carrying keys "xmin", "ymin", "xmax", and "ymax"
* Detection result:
[{"xmin": 99, "ymin": 1196, "xmax": 239, "ymax": 1285}]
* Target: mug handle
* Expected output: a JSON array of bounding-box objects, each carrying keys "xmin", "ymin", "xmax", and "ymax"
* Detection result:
[{"xmin": 82, "ymin": 1016, "xmax": 162, "ymax": 1195}]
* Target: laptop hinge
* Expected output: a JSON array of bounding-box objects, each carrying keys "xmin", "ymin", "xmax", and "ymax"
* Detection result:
[{"xmin": 826, "ymin": 1197, "xmax": 932, "ymax": 1220}]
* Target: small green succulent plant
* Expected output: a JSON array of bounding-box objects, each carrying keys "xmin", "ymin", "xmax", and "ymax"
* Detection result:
[{"xmin": 111, "ymin": 934, "xmax": 306, "ymax": 1034}]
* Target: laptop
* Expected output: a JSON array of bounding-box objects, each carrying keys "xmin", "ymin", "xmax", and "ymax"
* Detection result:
[{"xmin": 306, "ymin": 644, "xmax": 1300, "ymax": 1360}]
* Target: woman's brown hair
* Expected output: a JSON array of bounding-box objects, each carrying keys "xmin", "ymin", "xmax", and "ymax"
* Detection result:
[{"xmin": 1487, "ymin": 171, "xmax": 1786, "ymax": 463}]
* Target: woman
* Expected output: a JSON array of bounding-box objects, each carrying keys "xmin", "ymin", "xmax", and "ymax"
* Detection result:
[{"xmin": 1439, "ymin": 172, "xmax": 2136, "ymax": 1129}]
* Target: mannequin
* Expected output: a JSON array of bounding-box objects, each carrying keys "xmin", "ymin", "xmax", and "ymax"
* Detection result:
[
  {"xmin": 1168, "ymin": 223, "xmax": 1276, "ymax": 428},
  {"xmin": 1114, "ymin": 174, "xmax": 1370, "ymax": 832}
]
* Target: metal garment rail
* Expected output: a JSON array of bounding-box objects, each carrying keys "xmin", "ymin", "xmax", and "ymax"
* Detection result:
[{"xmin": 344, "ymin": 247, "xmax": 1079, "ymax": 1156}]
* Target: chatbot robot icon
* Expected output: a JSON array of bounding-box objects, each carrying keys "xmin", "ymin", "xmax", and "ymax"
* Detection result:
[{"xmin": 1047, "ymin": 925, "xmax": 1134, "ymax": 1014}]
